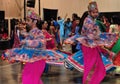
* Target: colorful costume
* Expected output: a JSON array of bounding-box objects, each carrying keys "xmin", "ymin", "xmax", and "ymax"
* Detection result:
[
  {"xmin": 2, "ymin": 27, "xmax": 70, "ymax": 84},
  {"xmin": 2, "ymin": 28, "xmax": 68, "ymax": 65},
  {"xmin": 64, "ymin": 14, "xmax": 117, "ymax": 84},
  {"xmin": 2, "ymin": 9, "xmax": 70, "ymax": 84},
  {"xmin": 65, "ymin": 32, "xmax": 116, "ymax": 71}
]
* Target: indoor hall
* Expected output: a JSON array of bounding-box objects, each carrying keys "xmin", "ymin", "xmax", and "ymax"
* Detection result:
[{"xmin": 0, "ymin": 0, "xmax": 120, "ymax": 84}]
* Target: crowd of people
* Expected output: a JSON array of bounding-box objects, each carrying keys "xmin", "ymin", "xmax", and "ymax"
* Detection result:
[{"xmin": 1, "ymin": 1, "xmax": 120, "ymax": 84}]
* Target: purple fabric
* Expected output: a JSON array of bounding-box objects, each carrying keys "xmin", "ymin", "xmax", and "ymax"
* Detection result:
[
  {"xmin": 22, "ymin": 60, "xmax": 45, "ymax": 84},
  {"xmin": 82, "ymin": 45, "xmax": 106, "ymax": 84}
]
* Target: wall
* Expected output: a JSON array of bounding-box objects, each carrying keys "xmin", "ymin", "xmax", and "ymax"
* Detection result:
[
  {"xmin": 40, "ymin": 0, "xmax": 120, "ymax": 19},
  {"xmin": 0, "ymin": 0, "xmax": 120, "ymax": 36},
  {"xmin": 40, "ymin": 0, "xmax": 82, "ymax": 19},
  {"xmin": 0, "ymin": 0, "xmax": 23, "ymax": 37},
  {"xmin": 0, "ymin": 0, "xmax": 23, "ymax": 19},
  {"xmin": 97, "ymin": 0, "xmax": 120, "ymax": 12},
  {"xmin": 1, "ymin": 0, "xmax": 120, "ymax": 19},
  {"xmin": 0, "ymin": 0, "xmax": 119, "ymax": 38}
]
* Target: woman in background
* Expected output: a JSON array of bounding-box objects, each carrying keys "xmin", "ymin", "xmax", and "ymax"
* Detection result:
[{"xmin": 40, "ymin": 20, "xmax": 56, "ymax": 50}]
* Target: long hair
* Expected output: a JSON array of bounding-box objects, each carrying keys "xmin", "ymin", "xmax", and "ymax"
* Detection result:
[
  {"xmin": 79, "ymin": 11, "xmax": 88, "ymax": 34},
  {"xmin": 36, "ymin": 20, "xmax": 44, "ymax": 30}
]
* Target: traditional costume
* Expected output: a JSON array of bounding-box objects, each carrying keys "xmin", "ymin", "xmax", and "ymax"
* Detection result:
[
  {"xmin": 64, "ymin": 1, "xmax": 117, "ymax": 84},
  {"xmin": 2, "ymin": 9, "xmax": 69, "ymax": 84}
]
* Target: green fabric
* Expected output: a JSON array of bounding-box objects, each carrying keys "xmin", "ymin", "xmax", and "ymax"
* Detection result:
[
  {"xmin": 96, "ymin": 20, "xmax": 106, "ymax": 32},
  {"xmin": 112, "ymin": 38, "xmax": 120, "ymax": 54}
]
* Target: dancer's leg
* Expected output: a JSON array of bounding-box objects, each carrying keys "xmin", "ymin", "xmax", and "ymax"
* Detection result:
[{"xmin": 22, "ymin": 60, "xmax": 46, "ymax": 84}]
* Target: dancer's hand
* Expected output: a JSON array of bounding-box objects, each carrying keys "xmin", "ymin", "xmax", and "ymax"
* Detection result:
[{"xmin": 21, "ymin": 40, "xmax": 26, "ymax": 45}]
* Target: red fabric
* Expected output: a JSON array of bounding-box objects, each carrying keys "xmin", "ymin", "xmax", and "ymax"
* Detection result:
[
  {"xmin": 22, "ymin": 60, "xmax": 46, "ymax": 84},
  {"xmin": 42, "ymin": 30, "xmax": 56, "ymax": 49},
  {"xmin": 113, "ymin": 51, "xmax": 120, "ymax": 66},
  {"xmin": 82, "ymin": 45, "xmax": 106, "ymax": 84}
]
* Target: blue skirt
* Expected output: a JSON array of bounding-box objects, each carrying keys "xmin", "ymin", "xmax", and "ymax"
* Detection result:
[
  {"xmin": 3, "ymin": 47, "xmax": 69, "ymax": 65},
  {"xmin": 65, "ymin": 48, "xmax": 116, "ymax": 72}
]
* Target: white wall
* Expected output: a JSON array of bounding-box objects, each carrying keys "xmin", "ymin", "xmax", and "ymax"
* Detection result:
[
  {"xmin": 1, "ymin": 0, "xmax": 120, "ymax": 19},
  {"xmin": 0, "ymin": 0, "xmax": 120, "ymax": 21},
  {"xmin": 1, "ymin": 0, "xmax": 120, "ymax": 37},
  {"xmin": 0, "ymin": 0, "xmax": 23, "ymax": 38},
  {"xmin": 0, "ymin": 0, "xmax": 23, "ymax": 18},
  {"xmin": 40, "ymin": 0, "xmax": 82, "ymax": 19},
  {"xmin": 97, "ymin": 0, "xmax": 120, "ymax": 12},
  {"xmin": 40, "ymin": 0, "xmax": 120, "ymax": 19}
]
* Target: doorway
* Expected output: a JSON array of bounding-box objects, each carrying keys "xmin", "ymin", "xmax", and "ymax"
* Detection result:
[{"xmin": 43, "ymin": 8, "xmax": 58, "ymax": 21}]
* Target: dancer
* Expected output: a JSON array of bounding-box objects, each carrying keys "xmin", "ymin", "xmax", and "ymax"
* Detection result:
[
  {"xmin": 1, "ymin": 9, "xmax": 69, "ymax": 84},
  {"xmin": 64, "ymin": 1, "xmax": 117, "ymax": 84}
]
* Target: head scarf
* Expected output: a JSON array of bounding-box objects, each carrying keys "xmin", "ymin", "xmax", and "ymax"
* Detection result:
[
  {"xmin": 88, "ymin": 1, "xmax": 98, "ymax": 11},
  {"xmin": 27, "ymin": 9, "xmax": 41, "ymax": 20}
]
